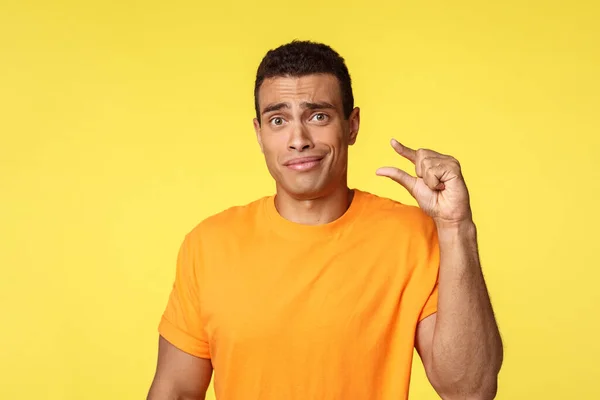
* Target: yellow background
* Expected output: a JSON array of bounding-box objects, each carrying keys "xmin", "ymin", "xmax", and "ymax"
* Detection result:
[{"xmin": 1, "ymin": 0, "xmax": 599, "ymax": 398}]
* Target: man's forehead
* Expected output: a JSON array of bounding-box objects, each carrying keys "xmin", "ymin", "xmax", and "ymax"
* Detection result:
[{"xmin": 258, "ymin": 74, "xmax": 342, "ymax": 106}]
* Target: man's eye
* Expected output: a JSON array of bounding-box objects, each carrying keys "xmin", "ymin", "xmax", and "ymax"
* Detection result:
[
  {"xmin": 312, "ymin": 113, "xmax": 328, "ymax": 122},
  {"xmin": 271, "ymin": 117, "xmax": 284, "ymax": 126}
]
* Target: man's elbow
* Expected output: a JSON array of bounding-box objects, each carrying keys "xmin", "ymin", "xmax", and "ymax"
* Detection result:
[
  {"xmin": 430, "ymin": 369, "xmax": 500, "ymax": 400},
  {"xmin": 455, "ymin": 378, "xmax": 498, "ymax": 400}
]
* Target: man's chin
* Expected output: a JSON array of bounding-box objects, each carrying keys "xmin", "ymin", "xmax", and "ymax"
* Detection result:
[{"xmin": 279, "ymin": 182, "xmax": 333, "ymax": 201}]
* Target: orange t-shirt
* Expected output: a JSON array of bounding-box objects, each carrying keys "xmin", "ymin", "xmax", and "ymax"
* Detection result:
[{"xmin": 159, "ymin": 189, "xmax": 440, "ymax": 400}]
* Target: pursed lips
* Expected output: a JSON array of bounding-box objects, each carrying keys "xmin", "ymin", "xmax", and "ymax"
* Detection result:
[{"xmin": 284, "ymin": 156, "xmax": 324, "ymax": 171}]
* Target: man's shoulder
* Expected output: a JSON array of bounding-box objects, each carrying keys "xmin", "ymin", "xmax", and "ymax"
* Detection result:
[
  {"xmin": 359, "ymin": 189, "xmax": 430, "ymax": 219},
  {"xmin": 186, "ymin": 195, "xmax": 270, "ymax": 239},
  {"xmin": 358, "ymin": 189, "xmax": 435, "ymax": 231}
]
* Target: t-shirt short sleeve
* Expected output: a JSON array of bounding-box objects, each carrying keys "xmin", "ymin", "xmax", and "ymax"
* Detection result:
[
  {"xmin": 158, "ymin": 233, "xmax": 211, "ymax": 359},
  {"xmin": 418, "ymin": 281, "xmax": 439, "ymax": 321},
  {"xmin": 417, "ymin": 217, "xmax": 440, "ymax": 322}
]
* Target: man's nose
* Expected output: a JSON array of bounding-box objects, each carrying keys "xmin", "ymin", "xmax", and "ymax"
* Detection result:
[{"xmin": 288, "ymin": 123, "xmax": 314, "ymax": 151}]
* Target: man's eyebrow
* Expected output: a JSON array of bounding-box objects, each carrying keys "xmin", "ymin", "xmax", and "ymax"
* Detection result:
[
  {"xmin": 261, "ymin": 101, "xmax": 337, "ymax": 115},
  {"xmin": 261, "ymin": 102, "xmax": 290, "ymax": 115},
  {"xmin": 301, "ymin": 101, "xmax": 336, "ymax": 110}
]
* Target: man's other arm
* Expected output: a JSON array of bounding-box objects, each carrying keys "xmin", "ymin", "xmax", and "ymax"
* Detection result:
[
  {"xmin": 147, "ymin": 336, "xmax": 213, "ymax": 400},
  {"xmin": 376, "ymin": 140, "xmax": 502, "ymax": 398}
]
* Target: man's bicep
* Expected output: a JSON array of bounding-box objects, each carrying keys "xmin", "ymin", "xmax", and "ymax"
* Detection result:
[{"xmin": 147, "ymin": 335, "xmax": 213, "ymax": 400}]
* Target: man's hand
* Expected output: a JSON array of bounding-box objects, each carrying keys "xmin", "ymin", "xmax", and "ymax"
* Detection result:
[{"xmin": 376, "ymin": 138, "xmax": 472, "ymax": 229}]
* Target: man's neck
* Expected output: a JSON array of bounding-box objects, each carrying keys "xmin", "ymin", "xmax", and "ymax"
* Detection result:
[{"xmin": 274, "ymin": 186, "xmax": 354, "ymax": 226}]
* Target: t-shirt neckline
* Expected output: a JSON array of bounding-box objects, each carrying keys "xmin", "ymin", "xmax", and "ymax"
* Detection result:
[{"xmin": 262, "ymin": 188, "xmax": 369, "ymax": 239}]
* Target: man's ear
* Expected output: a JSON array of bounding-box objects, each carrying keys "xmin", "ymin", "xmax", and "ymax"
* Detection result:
[
  {"xmin": 253, "ymin": 118, "xmax": 263, "ymax": 153},
  {"xmin": 348, "ymin": 107, "xmax": 360, "ymax": 145}
]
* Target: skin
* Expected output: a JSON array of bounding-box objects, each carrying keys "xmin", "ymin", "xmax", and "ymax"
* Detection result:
[
  {"xmin": 253, "ymin": 73, "xmax": 360, "ymax": 225},
  {"xmin": 147, "ymin": 337, "xmax": 212, "ymax": 400},
  {"xmin": 147, "ymin": 73, "xmax": 503, "ymax": 399}
]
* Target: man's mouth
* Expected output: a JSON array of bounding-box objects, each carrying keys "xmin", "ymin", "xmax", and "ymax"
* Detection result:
[{"xmin": 284, "ymin": 156, "xmax": 324, "ymax": 171}]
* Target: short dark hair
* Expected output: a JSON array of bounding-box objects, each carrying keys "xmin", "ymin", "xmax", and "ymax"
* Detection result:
[{"xmin": 254, "ymin": 40, "xmax": 354, "ymax": 123}]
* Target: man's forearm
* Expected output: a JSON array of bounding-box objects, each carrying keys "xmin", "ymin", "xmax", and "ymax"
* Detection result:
[{"xmin": 431, "ymin": 221, "xmax": 503, "ymax": 399}]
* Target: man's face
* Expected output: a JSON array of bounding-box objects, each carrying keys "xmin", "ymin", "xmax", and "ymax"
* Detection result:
[{"xmin": 253, "ymin": 74, "xmax": 360, "ymax": 200}]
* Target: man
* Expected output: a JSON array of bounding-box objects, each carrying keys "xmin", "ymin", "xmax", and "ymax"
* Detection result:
[{"xmin": 147, "ymin": 40, "xmax": 503, "ymax": 400}]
